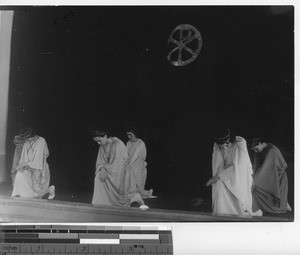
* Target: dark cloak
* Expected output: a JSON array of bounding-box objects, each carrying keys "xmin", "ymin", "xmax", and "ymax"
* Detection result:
[{"xmin": 252, "ymin": 144, "xmax": 290, "ymax": 213}]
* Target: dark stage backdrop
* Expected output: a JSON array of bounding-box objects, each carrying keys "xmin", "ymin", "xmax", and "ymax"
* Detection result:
[{"xmin": 5, "ymin": 6, "xmax": 294, "ymax": 206}]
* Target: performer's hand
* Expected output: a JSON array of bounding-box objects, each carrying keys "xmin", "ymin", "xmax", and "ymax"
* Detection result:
[
  {"xmin": 99, "ymin": 169, "xmax": 107, "ymax": 182},
  {"xmin": 206, "ymin": 174, "xmax": 220, "ymax": 186},
  {"xmin": 21, "ymin": 165, "xmax": 29, "ymax": 172},
  {"xmin": 16, "ymin": 164, "xmax": 28, "ymax": 172}
]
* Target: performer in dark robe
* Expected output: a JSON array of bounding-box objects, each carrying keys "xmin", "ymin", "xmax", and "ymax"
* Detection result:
[{"xmin": 251, "ymin": 138, "xmax": 291, "ymax": 213}]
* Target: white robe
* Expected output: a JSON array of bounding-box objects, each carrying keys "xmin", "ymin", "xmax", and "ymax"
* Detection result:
[
  {"xmin": 126, "ymin": 139, "xmax": 151, "ymax": 198},
  {"xmin": 11, "ymin": 136, "xmax": 51, "ymax": 199},
  {"xmin": 212, "ymin": 136, "xmax": 254, "ymax": 216},
  {"xmin": 92, "ymin": 137, "xmax": 131, "ymax": 206}
]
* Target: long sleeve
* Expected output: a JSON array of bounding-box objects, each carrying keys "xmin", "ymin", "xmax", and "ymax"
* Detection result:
[
  {"xmin": 96, "ymin": 138, "xmax": 128, "ymax": 179},
  {"xmin": 126, "ymin": 139, "xmax": 147, "ymax": 166}
]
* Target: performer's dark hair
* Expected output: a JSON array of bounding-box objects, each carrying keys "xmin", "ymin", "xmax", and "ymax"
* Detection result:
[
  {"xmin": 16, "ymin": 126, "xmax": 37, "ymax": 138},
  {"xmin": 251, "ymin": 137, "xmax": 265, "ymax": 147},
  {"xmin": 125, "ymin": 126, "xmax": 139, "ymax": 138},
  {"xmin": 13, "ymin": 126, "xmax": 37, "ymax": 146},
  {"xmin": 91, "ymin": 130, "xmax": 109, "ymax": 138},
  {"xmin": 213, "ymin": 126, "xmax": 236, "ymax": 145}
]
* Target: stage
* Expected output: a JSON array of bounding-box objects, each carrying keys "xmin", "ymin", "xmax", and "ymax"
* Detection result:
[{"xmin": 0, "ymin": 182, "xmax": 293, "ymax": 223}]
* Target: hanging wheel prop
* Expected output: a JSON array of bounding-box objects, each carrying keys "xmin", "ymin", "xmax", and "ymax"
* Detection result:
[{"xmin": 167, "ymin": 24, "xmax": 202, "ymax": 66}]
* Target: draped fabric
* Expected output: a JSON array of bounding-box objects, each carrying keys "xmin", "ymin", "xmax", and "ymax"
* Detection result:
[
  {"xmin": 92, "ymin": 137, "xmax": 131, "ymax": 206},
  {"xmin": 212, "ymin": 136, "xmax": 254, "ymax": 215},
  {"xmin": 252, "ymin": 144, "xmax": 290, "ymax": 213},
  {"xmin": 11, "ymin": 136, "xmax": 51, "ymax": 198},
  {"xmin": 125, "ymin": 139, "xmax": 152, "ymax": 198},
  {"xmin": 11, "ymin": 146, "xmax": 23, "ymax": 185}
]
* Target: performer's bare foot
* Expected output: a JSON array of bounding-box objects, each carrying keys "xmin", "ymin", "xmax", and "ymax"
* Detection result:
[
  {"xmin": 148, "ymin": 189, "xmax": 158, "ymax": 198},
  {"xmin": 139, "ymin": 204, "xmax": 149, "ymax": 210},
  {"xmin": 130, "ymin": 193, "xmax": 149, "ymax": 210},
  {"xmin": 252, "ymin": 209, "xmax": 263, "ymax": 216},
  {"xmin": 130, "ymin": 193, "xmax": 144, "ymax": 206},
  {"xmin": 48, "ymin": 185, "xmax": 55, "ymax": 199},
  {"xmin": 149, "ymin": 189, "xmax": 153, "ymax": 196}
]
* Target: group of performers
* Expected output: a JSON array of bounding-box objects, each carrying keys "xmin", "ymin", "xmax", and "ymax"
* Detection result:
[
  {"xmin": 10, "ymin": 125, "xmax": 291, "ymax": 216},
  {"xmin": 91, "ymin": 127, "xmax": 153, "ymax": 209},
  {"xmin": 205, "ymin": 127, "xmax": 291, "ymax": 216},
  {"xmin": 10, "ymin": 126, "xmax": 153, "ymax": 209}
]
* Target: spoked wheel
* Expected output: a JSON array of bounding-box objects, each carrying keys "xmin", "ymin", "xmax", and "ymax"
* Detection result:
[{"xmin": 167, "ymin": 24, "xmax": 202, "ymax": 66}]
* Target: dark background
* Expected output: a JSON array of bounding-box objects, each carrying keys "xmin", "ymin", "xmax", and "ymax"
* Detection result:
[{"xmin": 4, "ymin": 6, "xmax": 294, "ymax": 208}]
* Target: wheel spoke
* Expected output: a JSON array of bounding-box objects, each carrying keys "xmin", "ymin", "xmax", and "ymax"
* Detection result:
[
  {"xmin": 168, "ymin": 46, "xmax": 180, "ymax": 56},
  {"xmin": 167, "ymin": 47, "xmax": 180, "ymax": 61},
  {"xmin": 181, "ymin": 34, "xmax": 197, "ymax": 46},
  {"xmin": 168, "ymin": 37, "xmax": 181, "ymax": 46},
  {"xmin": 184, "ymin": 46, "xmax": 195, "ymax": 55}
]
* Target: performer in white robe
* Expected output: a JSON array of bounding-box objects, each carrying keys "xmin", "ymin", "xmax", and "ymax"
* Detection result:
[
  {"xmin": 91, "ymin": 130, "xmax": 145, "ymax": 207},
  {"xmin": 11, "ymin": 128, "xmax": 55, "ymax": 199},
  {"xmin": 125, "ymin": 127, "xmax": 153, "ymax": 199},
  {"xmin": 206, "ymin": 127, "xmax": 262, "ymax": 216}
]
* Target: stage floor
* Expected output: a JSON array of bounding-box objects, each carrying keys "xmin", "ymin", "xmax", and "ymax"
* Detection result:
[{"xmin": 0, "ymin": 181, "xmax": 294, "ymax": 222}]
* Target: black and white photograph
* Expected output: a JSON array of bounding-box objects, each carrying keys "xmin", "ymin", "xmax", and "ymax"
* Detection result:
[{"xmin": 0, "ymin": 5, "xmax": 294, "ymax": 224}]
